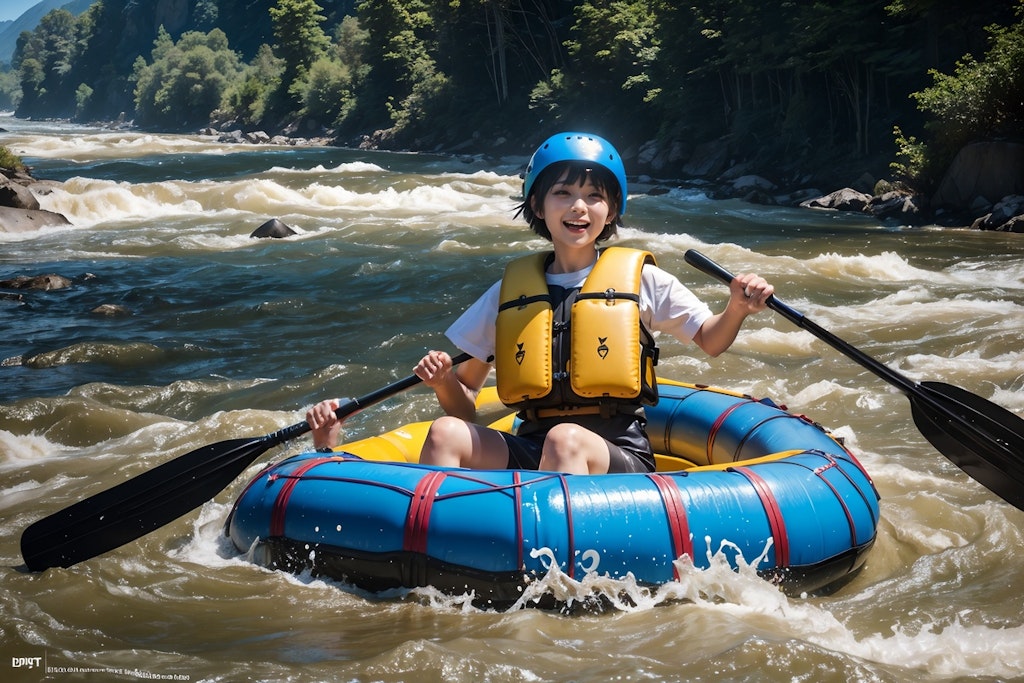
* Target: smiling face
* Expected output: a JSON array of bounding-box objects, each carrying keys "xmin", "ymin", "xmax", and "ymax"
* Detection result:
[
  {"xmin": 519, "ymin": 161, "xmax": 622, "ymax": 243},
  {"xmin": 535, "ymin": 171, "xmax": 615, "ymax": 253}
]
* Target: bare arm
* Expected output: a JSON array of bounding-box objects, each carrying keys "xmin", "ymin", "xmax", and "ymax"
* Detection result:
[
  {"xmin": 692, "ymin": 272, "xmax": 773, "ymax": 357},
  {"xmin": 414, "ymin": 350, "xmax": 492, "ymax": 421}
]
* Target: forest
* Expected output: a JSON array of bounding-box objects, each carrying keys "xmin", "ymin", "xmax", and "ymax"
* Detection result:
[{"xmin": 3, "ymin": 0, "xmax": 1023, "ymax": 194}]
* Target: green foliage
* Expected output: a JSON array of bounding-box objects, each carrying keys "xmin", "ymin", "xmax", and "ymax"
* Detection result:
[
  {"xmin": 14, "ymin": 9, "xmax": 80, "ymax": 117},
  {"xmin": 894, "ymin": 7, "xmax": 1024, "ymax": 189},
  {"xmin": 133, "ymin": 28, "xmax": 243, "ymax": 130},
  {"xmin": 300, "ymin": 57, "xmax": 353, "ymax": 126},
  {"xmin": 0, "ymin": 145, "xmax": 26, "ymax": 172},
  {"xmin": 0, "ymin": 65, "xmax": 22, "ymax": 111},
  {"xmin": 356, "ymin": 1, "xmax": 431, "ymax": 107},
  {"xmin": 270, "ymin": 0, "xmax": 331, "ymax": 80},
  {"xmin": 74, "ymin": 83, "xmax": 93, "ymax": 118},
  {"xmin": 221, "ymin": 44, "xmax": 285, "ymax": 127},
  {"xmin": 537, "ymin": 0, "xmax": 664, "ymax": 134},
  {"xmin": 891, "ymin": 125, "xmax": 930, "ymax": 187},
  {"xmin": 7, "ymin": 0, "xmax": 1022, "ymax": 192}
]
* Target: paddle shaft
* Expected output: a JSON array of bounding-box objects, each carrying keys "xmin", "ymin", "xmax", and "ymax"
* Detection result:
[
  {"xmin": 684, "ymin": 251, "xmax": 920, "ymax": 395},
  {"xmin": 684, "ymin": 249, "xmax": 1024, "ymax": 510},
  {"xmin": 21, "ymin": 352, "xmax": 471, "ymax": 571}
]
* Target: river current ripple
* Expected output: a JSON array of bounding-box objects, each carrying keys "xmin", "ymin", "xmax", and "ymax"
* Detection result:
[{"xmin": 1, "ymin": 116, "xmax": 1023, "ymax": 682}]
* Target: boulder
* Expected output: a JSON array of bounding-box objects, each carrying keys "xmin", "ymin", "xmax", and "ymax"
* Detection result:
[
  {"xmin": 1000, "ymin": 215, "xmax": 1024, "ymax": 233},
  {"xmin": 743, "ymin": 190, "xmax": 777, "ymax": 205},
  {"xmin": 972, "ymin": 194, "xmax": 1024, "ymax": 231},
  {"xmin": 865, "ymin": 191, "xmax": 925, "ymax": 222},
  {"xmin": 91, "ymin": 304, "xmax": 132, "ymax": 316},
  {"xmin": 0, "ymin": 206, "xmax": 72, "ymax": 234},
  {"xmin": 732, "ymin": 175, "xmax": 776, "ymax": 193},
  {"xmin": 682, "ymin": 139, "xmax": 730, "ymax": 178},
  {"xmin": 0, "ymin": 274, "xmax": 73, "ymax": 291},
  {"xmin": 245, "ymin": 130, "xmax": 271, "ymax": 144},
  {"xmin": 986, "ymin": 194, "xmax": 1024, "ymax": 227},
  {"xmin": 799, "ymin": 188, "xmax": 872, "ymax": 212},
  {"xmin": 0, "ymin": 176, "xmax": 40, "ymax": 210},
  {"xmin": 775, "ymin": 188, "xmax": 824, "ymax": 206},
  {"xmin": 250, "ymin": 218, "xmax": 297, "ymax": 239},
  {"xmin": 636, "ymin": 139, "xmax": 660, "ymax": 167},
  {"xmin": 932, "ymin": 141, "xmax": 1024, "ymax": 210}
]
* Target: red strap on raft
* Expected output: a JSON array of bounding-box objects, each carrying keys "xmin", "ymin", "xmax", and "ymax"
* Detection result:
[
  {"xmin": 731, "ymin": 466, "xmax": 790, "ymax": 567},
  {"xmin": 647, "ymin": 474, "xmax": 693, "ymax": 579},
  {"xmin": 513, "ymin": 471, "xmax": 524, "ymax": 570},
  {"xmin": 270, "ymin": 457, "xmax": 339, "ymax": 537},
  {"xmin": 558, "ymin": 475, "xmax": 576, "ymax": 579},
  {"xmin": 403, "ymin": 470, "xmax": 447, "ymax": 554},
  {"xmin": 706, "ymin": 400, "xmax": 754, "ymax": 464}
]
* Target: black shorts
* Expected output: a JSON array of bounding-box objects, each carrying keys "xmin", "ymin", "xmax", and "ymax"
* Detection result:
[{"xmin": 499, "ymin": 413, "xmax": 655, "ymax": 473}]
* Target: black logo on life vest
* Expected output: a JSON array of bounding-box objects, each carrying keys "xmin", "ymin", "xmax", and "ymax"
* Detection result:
[
  {"xmin": 597, "ymin": 337, "xmax": 609, "ymax": 359},
  {"xmin": 515, "ymin": 342, "xmax": 526, "ymax": 365}
]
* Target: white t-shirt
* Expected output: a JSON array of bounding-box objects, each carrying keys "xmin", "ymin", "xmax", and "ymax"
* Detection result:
[{"xmin": 445, "ymin": 261, "xmax": 713, "ymax": 361}]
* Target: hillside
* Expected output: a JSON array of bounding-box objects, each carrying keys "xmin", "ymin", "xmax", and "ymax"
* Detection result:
[{"xmin": 0, "ymin": 0, "xmax": 92, "ymax": 65}]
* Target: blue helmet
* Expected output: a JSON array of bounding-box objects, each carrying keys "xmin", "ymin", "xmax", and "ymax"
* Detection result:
[{"xmin": 523, "ymin": 132, "xmax": 629, "ymax": 215}]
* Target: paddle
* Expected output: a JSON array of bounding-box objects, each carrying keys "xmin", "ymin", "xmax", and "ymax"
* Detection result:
[
  {"xmin": 20, "ymin": 353, "xmax": 472, "ymax": 571},
  {"xmin": 684, "ymin": 249, "xmax": 1024, "ymax": 512}
]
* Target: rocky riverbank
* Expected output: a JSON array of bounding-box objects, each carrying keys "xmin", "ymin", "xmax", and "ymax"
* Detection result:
[
  {"xmin": 0, "ymin": 166, "xmax": 70, "ymax": 234},
  {"xmin": 627, "ymin": 138, "xmax": 1024, "ymax": 233},
  {"xmin": 3, "ymin": 122, "xmax": 1022, "ymax": 234}
]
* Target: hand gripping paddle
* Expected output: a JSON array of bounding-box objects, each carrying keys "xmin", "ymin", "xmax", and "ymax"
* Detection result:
[
  {"xmin": 685, "ymin": 249, "xmax": 1024, "ymax": 512},
  {"xmin": 20, "ymin": 353, "xmax": 471, "ymax": 571}
]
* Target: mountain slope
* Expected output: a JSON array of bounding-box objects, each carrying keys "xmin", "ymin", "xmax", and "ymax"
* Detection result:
[{"xmin": 0, "ymin": 0, "xmax": 93, "ymax": 65}]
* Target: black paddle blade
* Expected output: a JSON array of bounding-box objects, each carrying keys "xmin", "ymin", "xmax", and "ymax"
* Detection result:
[
  {"xmin": 19, "ymin": 354, "xmax": 472, "ymax": 572},
  {"xmin": 683, "ymin": 249, "xmax": 1024, "ymax": 512},
  {"xmin": 910, "ymin": 381, "xmax": 1024, "ymax": 511},
  {"xmin": 20, "ymin": 435, "xmax": 273, "ymax": 572}
]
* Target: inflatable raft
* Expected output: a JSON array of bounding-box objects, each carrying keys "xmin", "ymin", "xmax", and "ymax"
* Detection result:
[{"xmin": 227, "ymin": 380, "xmax": 879, "ymax": 606}]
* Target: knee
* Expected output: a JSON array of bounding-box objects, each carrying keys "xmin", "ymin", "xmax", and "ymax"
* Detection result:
[
  {"xmin": 543, "ymin": 423, "xmax": 585, "ymax": 453},
  {"xmin": 425, "ymin": 415, "xmax": 465, "ymax": 442},
  {"xmin": 419, "ymin": 416, "xmax": 468, "ymax": 466},
  {"xmin": 540, "ymin": 424, "xmax": 589, "ymax": 473}
]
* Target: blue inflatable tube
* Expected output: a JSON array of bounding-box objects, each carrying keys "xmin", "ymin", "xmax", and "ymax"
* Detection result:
[{"xmin": 227, "ymin": 382, "xmax": 879, "ymax": 606}]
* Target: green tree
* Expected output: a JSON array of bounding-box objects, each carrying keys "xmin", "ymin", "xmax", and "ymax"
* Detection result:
[
  {"xmin": 895, "ymin": 7, "xmax": 1024, "ymax": 189},
  {"xmin": 220, "ymin": 43, "xmax": 285, "ymax": 128},
  {"xmin": 294, "ymin": 14, "xmax": 369, "ymax": 130},
  {"xmin": 301, "ymin": 57, "xmax": 352, "ymax": 126},
  {"xmin": 14, "ymin": 9, "xmax": 79, "ymax": 117},
  {"xmin": 533, "ymin": 0, "xmax": 665, "ymax": 136},
  {"xmin": 270, "ymin": 0, "xmax": 331, "ymax": 81},
  {"xmin": 133, "ymin": 28, "xmax": 243, "ymax": 130},
  {"xmin": 0, "ymin": 66, "xmax": 21, "ymax": 110}
]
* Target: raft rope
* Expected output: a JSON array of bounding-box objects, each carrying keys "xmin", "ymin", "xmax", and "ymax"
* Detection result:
[
  {"xmin": 559, "ymin": 475, "xmax": 577, "ymax": 579},
  {"xmin": 403, "ymin": 470, "xmax": 447, "ymax": 555},
  {"xmin": 513, "ymin": 471, "xmax": 524, "ymax": 570},
  {"xmin": 269, "ymin": 455, "xmax": 341, "ymax": 537},
  {"xmin": 263, "ymin": 457, "xmax": 566, "ymax": 573},
  {"xmin": 729, "ymin": 465, "xmax": 790, "ymax": 567},
  {"xmin": 257, "ymin": 430, "xmax": 877, "ymax": 579},
  {"xmin": 646, "ymin": 473, "xmax": 694, "ymax": 579}
]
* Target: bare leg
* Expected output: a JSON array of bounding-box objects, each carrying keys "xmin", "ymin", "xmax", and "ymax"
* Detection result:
[
  {"xmin": 419, "ymin": 416, "xmax": 510, "ymax": 469},
  {"xmin": 538, "ymin": 423, "xmax": 611, "ymax": 474}
]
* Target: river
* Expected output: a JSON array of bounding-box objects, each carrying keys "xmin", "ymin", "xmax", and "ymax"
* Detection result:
[{"xmin": 1, "ymin": 115, "xmax": 1023, "ymax": 682}]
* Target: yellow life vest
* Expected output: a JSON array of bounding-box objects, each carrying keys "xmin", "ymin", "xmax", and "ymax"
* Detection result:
[{"xmin": 494, "ymin": 247, "xmax": 659, "ymax": 412}]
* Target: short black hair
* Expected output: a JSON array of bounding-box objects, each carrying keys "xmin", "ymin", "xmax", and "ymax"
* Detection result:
[{"xmin": 515, "ymin": 161, "xmax": 623, "ymax": 242}]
